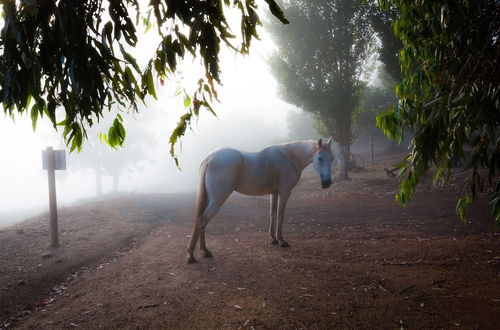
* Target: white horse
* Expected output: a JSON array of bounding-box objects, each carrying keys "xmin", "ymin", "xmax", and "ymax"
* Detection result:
[{"xmin": 186, "ymin": 138, "xmax": 334, "ymax": 263}]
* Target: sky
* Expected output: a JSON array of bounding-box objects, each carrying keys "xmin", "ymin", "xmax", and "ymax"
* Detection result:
[{"xmin": 0, "ymin": 14, "xmax": 299, "ymax": 224}]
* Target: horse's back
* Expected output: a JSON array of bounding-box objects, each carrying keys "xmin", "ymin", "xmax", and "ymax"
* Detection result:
[
  {"xmin": 203, "ymin": 148, "xmax": 245, "ymax": 188},
  {"xmin": 203, "ymin": 145, "xmax": 300, "ymax": 196},
  {"xmin": 204, "ymin": 147, "xmax": 244, "ymax": 168}
]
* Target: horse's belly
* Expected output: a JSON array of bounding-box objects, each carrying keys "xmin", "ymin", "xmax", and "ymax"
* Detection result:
[
  {"xmin": 235, "ymin": 184, "xmax": 276, "ymax": 196},
  {"xmin": 235, "ymin": 184, "xmax": 275, "ymax": 196},
  {"xmin": 235, "ymin": 171, "xmax": 278, "ymax": 196}
]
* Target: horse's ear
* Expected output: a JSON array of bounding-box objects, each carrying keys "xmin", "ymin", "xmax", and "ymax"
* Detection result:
[
  {"xmin": 327, "ymin": 137, "xmax": 332, "ymax": 146},
  {"xmin": 317, "ymin": 139, "xmax": 323, "ymax": 147}
]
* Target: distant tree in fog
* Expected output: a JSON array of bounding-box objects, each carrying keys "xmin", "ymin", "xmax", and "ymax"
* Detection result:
[
  {"xmin": 286, "ymin": 111, "xmax": 318, "ymax": 141},
  {"xmin": 0, "ymin": 1, "xmax": 288, "ymax": 161},
  {"xmin": 267, "ymin": 0, "xmax": 377, "ymax": 180},
  {"xmin": 70, "ymin": 117, "xmax": 155, "ymax": 196},
  {"xmin": 357, "ymin": 66, "xmax": 397, "ymax": 136},
  {"xmin": 70, "ymin": 142, "xmax": 106, "ymax": 196}
]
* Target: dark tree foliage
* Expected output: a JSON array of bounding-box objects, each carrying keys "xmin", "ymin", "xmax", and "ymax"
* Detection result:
[
  {"xmin": 376, "ymin": 0, "xmax": 500, "ymax": 224},
  {"xmin": 366, "ymin": 2, "xmax": 402, "ymax": 81},
  {"xmin": 358, "ymin": 66, "xmax": 397, "ymax": 134},
  {"xmin": 0, "ymin": 0, "xmax": 287, "ymax": 163},
  {"xmin": 267, "ymin": 0, "xmax": 376, "ymax": 180}
]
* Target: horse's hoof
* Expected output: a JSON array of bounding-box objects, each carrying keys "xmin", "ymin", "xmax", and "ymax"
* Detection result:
[
  {"xmin": 186, "ymin": 255, "xmax": 197, "ymax": 264},
  {"xmin": 202, "ymin": 250, "xmax": 213, "ymax": 258},
  {"xmin": 269, "ymin": 238, "xmax": 279, "ymax": 245},
  {"xmin": 279, "ymin": 240, "xmax": 290, "ymax": 248}
]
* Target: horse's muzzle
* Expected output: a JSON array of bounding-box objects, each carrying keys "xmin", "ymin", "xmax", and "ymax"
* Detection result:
[{"xmin": 321, "ymin": 179, "xmax": 332, "ymax": 189}]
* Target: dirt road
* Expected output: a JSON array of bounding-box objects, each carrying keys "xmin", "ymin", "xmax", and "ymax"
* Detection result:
[{"xmin": 1, "ymin": 162, "xmax": 499, "ymax": 329}]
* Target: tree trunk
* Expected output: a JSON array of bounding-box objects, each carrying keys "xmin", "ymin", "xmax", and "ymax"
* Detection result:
[
  {"xmin": 112, "ymin": 171, "xmax": 121, "ymax": 193},
  {"xmin": 94, "ymin": 165, "xmax": 103, "ymax": 197},
  {"xmin": 336, "ymin": 143, "xmax": 350, "ymax": 181}
]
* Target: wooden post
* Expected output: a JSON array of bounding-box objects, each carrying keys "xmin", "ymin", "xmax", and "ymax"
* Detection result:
[
  {"xmin": 370, "ymin": 137, "xmax": 374, "ymax": 166},
  {"xmin": 46, "ymin": 146, "xmax": 59, "ymax": 248}
]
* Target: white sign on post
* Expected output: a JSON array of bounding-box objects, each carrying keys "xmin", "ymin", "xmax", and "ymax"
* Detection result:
[
  {"xmin": 42, "ymin": 150, "xmax": 66, "ymax": 171},
  {"xmin": 42, "ymin": 147, "xmax": 66, "ymax": 248}
]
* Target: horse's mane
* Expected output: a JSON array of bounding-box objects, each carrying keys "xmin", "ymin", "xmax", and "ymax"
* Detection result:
[
  {"xmin": 278, "ymin": 140, "xmax": 318, "ymax": 146},
  {"xmin": 277, "ymin": 140, "xmax": 319, "ymax": 171}
]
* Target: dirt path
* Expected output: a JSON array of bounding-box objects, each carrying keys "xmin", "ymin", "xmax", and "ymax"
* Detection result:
[{"xmin": 1, "ymin": 162, "xmax": 499, "ymax": 329}]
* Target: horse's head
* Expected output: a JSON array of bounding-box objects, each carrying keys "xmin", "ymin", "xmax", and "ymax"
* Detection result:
[{"xmin": 312, "ymin": 137, "xmax": 334, "ymax": 189}]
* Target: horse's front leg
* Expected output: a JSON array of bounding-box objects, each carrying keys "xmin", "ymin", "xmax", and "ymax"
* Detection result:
[
  {"xmin": 269, "ymin": 193, "xmax": 278, "ymax": 244},
  {"xmin": 276, "ymin": 190, "xmax": 291, "ymax": 247}
]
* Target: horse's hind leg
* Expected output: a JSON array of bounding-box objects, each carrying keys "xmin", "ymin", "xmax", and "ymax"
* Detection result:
[
  {"xmin": 187, "ymin": 222, "xmax": 202, "ymax": 263},
  {"xmin": 199, "ymin": 227, "xmax": 212, "ymax": 258},
  {"xmin": 187, "ymin": 217, "xmax": 212, "ymax": 263},
  {"xmin": 187, "ymin": 213, "xmax": 214, "ymax": 263},
  {"xmin": 196, "ymin": 184, "xmax": 233, "ymax": 259},
  {"xmin": 276, "ymin": 189, "xmax": 291, "ymax": 247},
  {"xmin": 269, "ymin": 193, "xmax": 278, "ymax": 244}
]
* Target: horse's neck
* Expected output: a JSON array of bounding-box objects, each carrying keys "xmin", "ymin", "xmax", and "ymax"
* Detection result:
[{"xmin": 281, "ymin": 141, "xmax": 317, "ymax": 172}]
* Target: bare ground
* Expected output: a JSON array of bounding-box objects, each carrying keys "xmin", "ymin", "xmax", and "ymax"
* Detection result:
[{"xmin": 1, "ymin": 156, "xmax": 499, "ymax": 329}]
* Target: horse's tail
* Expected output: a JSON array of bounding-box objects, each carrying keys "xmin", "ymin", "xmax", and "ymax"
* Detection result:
[{"xmin": 194, "ymin": 160, "xmax": 209, "ymax": 222}]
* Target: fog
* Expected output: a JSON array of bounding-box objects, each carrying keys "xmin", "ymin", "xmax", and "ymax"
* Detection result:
[
  {"xmin": 0, "ymin": 14, "xmax": 396, "ymax": 228},
  {"xmin": 0, "ymin": 30, "xmax": 299, "ymax": 227}
]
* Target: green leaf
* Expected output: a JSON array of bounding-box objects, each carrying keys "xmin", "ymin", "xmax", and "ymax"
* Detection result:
[
  {"xmin": 119, "ymin": 44, "xmax": 140, "ymax": 73},
  {"xmin": 146, "ymin": 69, "xmax": 157, "ymax": 99},
  {"xmin": 169, "ymin": 112, "xmax": 193, "ymax": 169},
  {"xmin": 30, "ymin": 103, "xmax": 38, "ymax": 131},
  {"xmin": 108, "ymin": 126, "xmax": 118, "ymax": 148},
  {"xmin": 183, "ymin": 95, "xmax": 191, "ymax": 108},
  {"xmin": 68, "ymin": 124, "xmax": 83, "ymax": 153},
  {"xmin": 114, "ymin": 118, "xmax": 126, "ymax": 143},
  {"xmin": 264, "ymin": 0, "xmax": 289, "ymax": 24},
  {"xmin": 99, "ymin": 132, "xmax": 109, "ymax": 144},
  {"xmin": 102, "ymin": 21, "xmax": 113, "ymax": 50},
  {"xmin": 25, "ymin": 94, "xmax": 32, "ymax": 110},
  {"xmin": 456, "ymin": 195, "xmax": 473, "ymax": 223}
]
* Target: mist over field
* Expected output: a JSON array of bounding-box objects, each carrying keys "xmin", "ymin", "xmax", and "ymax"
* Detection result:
[
  {"xmin": 0, "ymin": 39, "xmax": 298, "ymax": 227},
  {"xmin": 0, "ymin": 55, "xmax": 395, "ymax": 227},
  {"xmin": 0, "ymin": 8, "xmax": 398, "ymax": 228}
]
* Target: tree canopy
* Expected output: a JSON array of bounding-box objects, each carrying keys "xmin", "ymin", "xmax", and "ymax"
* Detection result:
[
  {"xmin": 0, "ymin": 0, "xmax": 288, "ymax": 163},
  {"xmin": 266, "ymin": 0, "xmax": 376, "ymax": 180},
  {"xmin": 376, "ymin": 0, "xmax": 500, "ymax": 224},
  {"xmin": 357, "ymin": 66, "xmax": 397, "ymax": 136},
  {"xmin": 367, "ymin": 2, "xmax": 402, "ymax": 82}
]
